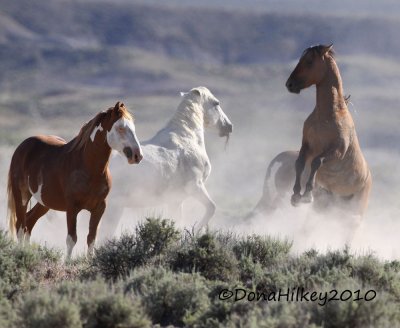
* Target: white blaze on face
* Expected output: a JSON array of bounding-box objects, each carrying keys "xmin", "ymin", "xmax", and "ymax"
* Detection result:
[
  {"xmin": 28, "ymin": 176, "xmax": 45, "ymax": 206},
  {"xmin": 90, "ymin": 123, "xmax": 104, "ymax": 142},
  {"xmin": 107, "ymin": 116, "xmax": 142, "ymax": 162}
]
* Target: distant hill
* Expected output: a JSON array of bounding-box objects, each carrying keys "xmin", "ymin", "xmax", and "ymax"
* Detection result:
[
  {"xmin": 1, "ymin": 0, "xmax": 400, "ymax": 146},
  {"xmin": 2, "ymin": 0, "xmax": 400, "ymax": 66}
]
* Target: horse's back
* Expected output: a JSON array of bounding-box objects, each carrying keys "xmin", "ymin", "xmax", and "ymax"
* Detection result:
[
  {"xmin": 15, "ymin": 135, "xmax": 66, "ymax": 153},
  {"xmin": 10, "ymin": 135, "xmax": 67, "ymax": 177},
  {"xmin": 110, "ymin": 144, "xmax": 181, "ymax": 204}
]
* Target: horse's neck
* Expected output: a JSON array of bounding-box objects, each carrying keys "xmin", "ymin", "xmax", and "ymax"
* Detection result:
[
  {"xmin": 157, "ymin": 102, "xmax": 206, "ymax": 149},
  {"xmin": 315, "ymin": 57, "xmax": 347, "ymax": 119},
  {"xmin": 82, "ymin": 140, "xmax": 111, "ymax": 175}
]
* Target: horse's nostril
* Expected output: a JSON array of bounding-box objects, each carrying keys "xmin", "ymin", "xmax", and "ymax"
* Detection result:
[
  {"xmin": 133, "ymin": 149, "xmax": 143, "ymax": 163},
  {"xmin": 123, "ymin": 147, "xmax": 133, "ymax": 159}
]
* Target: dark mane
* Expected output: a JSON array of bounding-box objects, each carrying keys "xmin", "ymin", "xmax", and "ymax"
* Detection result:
[{"xmin": 66, "ymin": 111, "xmax": 107, "ymax": 152}]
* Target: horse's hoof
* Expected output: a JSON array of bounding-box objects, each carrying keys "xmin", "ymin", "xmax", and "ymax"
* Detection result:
[
  {"xmin": 291, "ymin": 194, "xmax": 302, "ymax": 207},
  {"xmin": 301, "ymin": 192, "xmax": 314, "ymax": 203}
]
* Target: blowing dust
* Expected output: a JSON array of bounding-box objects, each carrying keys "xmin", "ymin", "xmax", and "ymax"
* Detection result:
[
  {"xmin": 1, "ymin": 86, "xmax": 399, "ymax": 261},
  {"xmin": 1, "ymin": 137, "xmax": 399, "ymax": 260}
]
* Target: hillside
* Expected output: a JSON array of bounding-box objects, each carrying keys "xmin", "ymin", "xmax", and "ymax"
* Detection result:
[{"xmin": 1, "ymin": 1, "xmax": 400, "ymax": 145}]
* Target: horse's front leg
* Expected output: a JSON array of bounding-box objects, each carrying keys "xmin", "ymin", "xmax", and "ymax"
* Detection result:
[
  {"xmin": 87, "ymin": 200, "xmax": 106, "ymax": 256},
  {"xmin": 291, "ymin": 144, "xmax": 308, "ymax": 206},
  {"xmin": 66, "ymin": 207, "xmax": 80, "ymax": 259}
]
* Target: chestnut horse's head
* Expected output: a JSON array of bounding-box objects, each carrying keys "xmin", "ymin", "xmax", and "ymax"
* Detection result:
[
  {"xmin": 103, "ymin": 102, "xmax": 143, "ymax": 164},
  {"xmin": 286, "ymin": 44, "xmax": 334, "ymax": 94}
]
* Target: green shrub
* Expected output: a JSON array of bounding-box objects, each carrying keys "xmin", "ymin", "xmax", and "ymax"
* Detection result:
[
  {"xmin": 126, "ymin": 268, "xmax": 210, "ymax": 327},
  {"xmin": 170, "ymin": 232, "xmax": 239, "ymax": 281},
  {"xmin": 82, "ymin": 293, "xmax": 150, "ymax": 328},
  {"xmin": 91, "ymin": 218, "xmax": 179, "ymax": 281},
  {"xmin": 0, "ymin": 230, "xmax": 62, "ymax": 298},
  {"xmin": 310, "ymin": 284, "xmax": 400, "ymax": 328},
  {"xmin": 233, "ymin": 234, "xmax": 292, "ymax": 267},
  {"xmin": 75, "ymin": 280, "xmax": 150, "ymax": 328},
  {"xmin": 0, "ymin": 297, "xmax": 17, "ymax": 328},
  {"xmin": 91, "ymin": 233, "xmax": 140, "ymax": 280},
  {"xmin": 135, "ymin": 217, "xmax": 180, "ymax": 258},
  {"xmin": 17, "ymin": 291, "xmax": 82, "ymax": 328}
]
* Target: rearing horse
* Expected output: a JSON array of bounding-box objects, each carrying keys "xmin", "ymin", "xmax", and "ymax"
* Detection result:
[
  {"xmin": 286, "ymin": 44, "xmax": 371, "ymax": 219},
  {"xmin": 7, "ymin": 102, "xmax": 142, "ymax": 257}
]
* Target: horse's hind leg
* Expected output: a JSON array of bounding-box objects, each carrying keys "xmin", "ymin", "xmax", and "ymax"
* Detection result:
[
  {"xmin": 192, "ymin": 183, "xmax": 216, "ymax": 232},
  {"xmin": 353, "ymin": 171, "xmax": 372, "ymax": 217},
  {"xmin": 169, "ymin": 201, "xmax": 183, "ymax": 221},
  {"xmin": 25, "ymin": 203, "xmax": 50, "ymax": 242},
  {"xmin": 11, "ymin": 180, "xmax": 30, "ymax": 243}
]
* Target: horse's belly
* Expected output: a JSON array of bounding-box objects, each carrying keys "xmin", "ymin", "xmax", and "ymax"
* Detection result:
[
  {"xmin": 41, "ymin": 187, "xmax": 67, "ymax": 211},
  {"xmin": 316, "ymin": 163, "xmax": 367, "ymax": 196}
]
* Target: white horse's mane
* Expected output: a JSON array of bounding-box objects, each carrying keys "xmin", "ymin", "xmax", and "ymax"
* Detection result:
[
  {"xmin": 167, "ymin": 91, "xmax": 204, "ymax": 133},
  {"xmin": 148, "ymin": 88, "xmax": 207, "ymax": 146}
]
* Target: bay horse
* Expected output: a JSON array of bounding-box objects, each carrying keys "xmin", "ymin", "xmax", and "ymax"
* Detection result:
[
  {"xmin": 285, "ymin": 44, "xmax": 372, "ymax": 222},
  {"xmin": 7, "ymin": 102, "xmax": 142, "ymax": 257},
  {"xmin": 246, "ymin": 96, "xmax": 351, "ymax": 220},
  {"xmin": 98, "ymin": 87, "xmax": 233, "ymax": 241}
]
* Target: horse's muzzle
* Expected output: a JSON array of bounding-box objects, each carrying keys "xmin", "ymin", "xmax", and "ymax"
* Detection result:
[
  {"xmin": 285, "ymin": 79, "xmax": 301, "ymax": 94},
  {"xmin": 218, "ymin": 122, "xmax": 233, "ymax": 137},
  {"xmin": 123, "ymin": 147, "xmax": 143, "ymax": 164}
]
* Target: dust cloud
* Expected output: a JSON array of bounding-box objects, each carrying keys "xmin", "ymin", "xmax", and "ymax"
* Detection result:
[{"xmin": 1, "ymin": 107, "xmax": 399, "ymax": 260}]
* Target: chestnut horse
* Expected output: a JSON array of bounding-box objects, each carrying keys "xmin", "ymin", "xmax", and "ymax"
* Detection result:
[
  {"xmin": 7, "ymin": 102, "xmax": 142, "ymax": 257},
  {"xmin": 286, "ymin": 44, "xmax": 371, "ymax": 221}
]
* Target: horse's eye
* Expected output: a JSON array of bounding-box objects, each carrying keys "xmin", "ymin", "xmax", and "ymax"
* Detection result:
[
  {"xmin": 117, "ymin": 126, "xmax": 125, "ymax": 133},
  {"xmin": 306, "ymin": 58, "xmax": 313, "ymax": 67}
]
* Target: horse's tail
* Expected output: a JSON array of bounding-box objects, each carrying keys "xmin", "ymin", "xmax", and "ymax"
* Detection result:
[
  {"xmin": 7, "ymin": 168, "xmax": 17, "ymax": 240},
  {"xmin": 244, "ymin": 153, "xmax": 283, "ymax": 221},
  {"xmin": 257, "ymin": 153, "xmax": 283, "ymax": 208}
]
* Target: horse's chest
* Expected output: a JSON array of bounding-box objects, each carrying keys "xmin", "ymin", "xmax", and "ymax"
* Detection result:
[{"xmin": 68, "ymin": 170, "xmax": 110, "ymax": 208}]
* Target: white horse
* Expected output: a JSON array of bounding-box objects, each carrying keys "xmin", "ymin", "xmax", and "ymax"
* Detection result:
[{"xmin": 98, "ymin": 87, "xmax": 233, "ymax": 240}]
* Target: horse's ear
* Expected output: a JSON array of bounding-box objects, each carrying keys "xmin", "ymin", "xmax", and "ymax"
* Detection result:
[
  {"xmin": 320, "ymin": 44, "xmax": 333, "ymax": 55},
  {"xmin": 190, "ymin": 89, "xmax": 201, "ymax": 97},
  {"xmin": 180, "ymin": 92, "xmax": 188, "ymax": 97},
  {"xmin": 112, "ymin": 101, "xmax": 122, "ymax": 115}
]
